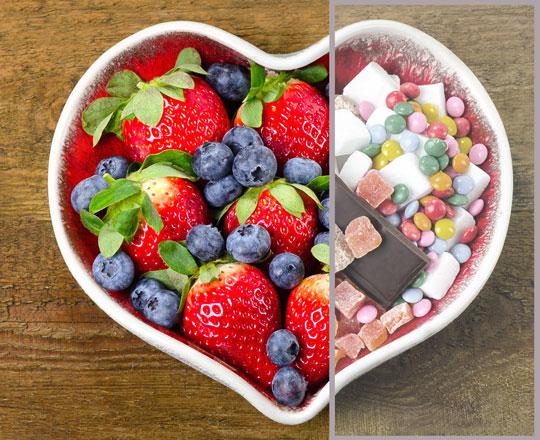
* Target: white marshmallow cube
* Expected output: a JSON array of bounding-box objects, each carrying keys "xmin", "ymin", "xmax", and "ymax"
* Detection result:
[
  {"xmin": 378, "ymin": 153, "xmax": 432, "ymax": 205},
  {"xmin": 422, "ymin": 252, "xmax": 460, "ymax": 300},
  {"xmin": 335, "ymin": 109, "xmax": 371, "ymax": 156},
  {"xmin": 416, "ymin": 83, "xmax": 447, "ymax": 116},
  {"xmin": 338, "ymin": 151, "xmax": 373, "ymax": 191},
  {"xmin": 463, "ymin": 163, "xmax": 490, "ymax": 207},
  {"xmin": 446, "ymin": 207, "xmax": 475, "ymax": 248},
  {"xmin": 366, "ymin": 106, "xmax": 396, "ymax": 129},
  {"xmin": 343, "ymin": 62, "xmax": 399, "ymax": 109}
]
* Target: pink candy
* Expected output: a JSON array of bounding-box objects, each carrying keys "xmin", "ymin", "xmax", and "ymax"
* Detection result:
[
  {"xmin": 446, "ymin": 96, "xmax": 465, "ymax": 117},
  {"xmin": 419, "ymin": 230, "xmax": 436, "ymax": 247},
  {"xmin": 445, "ymin": 135, "xmax": 459, "ymax": 158},
  {"xmin": 378, "ymin": 199, "xmax": 398, "ymax": 216},
  {"xmin": 461, "ymin": 225, "xmax": 479, "ymax": 244},
  {"xmin": 407, "ymin": 111, "xmax": 428, "ymax": 134},
  {"xmin": 469, "ymin": 143, "xmax": 488, "ymax": 165},
  {"xmin": 426, "ymin": 120, "xmax": 448, "ymax": 139},
  {"xmin": 358, "ymin": 100, "xmax": 375, "ymax": 121},
  {"xmin": 468, "ymin": 198, "xmax": 484, "ymax": 216},
  {"xmin": 454, "ymin": 117, "xmax": 470, "ymax": 137},
  {"xmin": 400, "ymin": 82, "xmax": 420, "ymax": 99},
  {"xmin": 426, "ymin": 251, "xmax": 439, "ymax": 272},
  {"xmin": 412, "ymin": 298, "xmax": 432, "ymax": 318},
  {"xmin": 386, "ymin": 90, "xmax": 407, "ymax": 109},
  {"xmin": 401, "ymin": 220, "xmax": 421, "ymax": 241},
  {"xmin": 356, "ymin": 304, "xmax": 378, "ymax": 324}
]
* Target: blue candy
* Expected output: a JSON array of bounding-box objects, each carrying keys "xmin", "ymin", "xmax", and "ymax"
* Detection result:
[
  {"xmin": 385, "ymin": 213, "xmax": 401, "ymax": 227},
  {"xmin": 453, "ymin": 175, "xmax": 474, "ymax": 195},
  {"xmin": 399, "ymin": 130, "xmax": 420, "ymax": 153},
  {"xmin": 402, "ymin": 288, "xmax": 424, "ymax": 304},
  {"xmin": 403, "ymin": 200, "xmax": 420, "ymax": 219},
  {"xmin": 450, "ymin": 243, "xmax": 472, "ymax": 263},
  {"xmin": 369, "ymin": 124, "xmax": 388, "ymax": 144},
  {"xmin": 428, "ymin": 237, "xmax": 448, "ymax": 254}
]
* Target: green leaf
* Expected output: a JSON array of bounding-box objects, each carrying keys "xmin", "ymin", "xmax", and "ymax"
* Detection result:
[
  {"xmin": 198, "ymin": 263, "xmax": 221, "ymax": 284},
  {"xmin": 290, "ymin": 183, "xmax": 324, "ymax": 209},
  {"xmin": 106, "ymin": 108, "xmax": 125, "ymax": 140},
  {"xmin": 120, "ymin": 97, "xmax": 137, "ymax": 119},
  {"xmin": 178, "ymin": 64, "xmax": 207, "ymax": 75},
  {"xmin": 126, "ymin": 162, "xmax": 142, "ymax": 175},
  {"xmin": 308, "ymin": 175, "xmax": 329, "ymax": 194},
  {"xmin": 175, "ymin": 48, "xmax": 202, "ymax": 67},
  {"xmin": 144, "ymin": 269, "xmax": 188, "ymax": 292},
  {"xmin": 89, "ymin": 179, "xmax": 141, "ymax": 214},
  {"xmin": 240, "ymin": 98, "xmax": 263, "ymax": 128},
  {"xmin": 269, "ymin": 184, "xmax": 305, "ymax": 218},
  {"xmin": 247, "ymin": 62, "xmax": 266, "ymax": 100},
  {"xmin": 130, "ymin": 163, "xmax": 194, "ymax": 182},
  {"xmin": 158, "ymin": 85, "xmax": 185, "ymax": 101},
  {"xmin": 80, "ymin": 210, "xmax": 104, "ymax": 235},
  {"xmin": 178, "ymin": 278, "xmax": 192, "ymax": 313},
  {"xmin": 158, "ymin": 241, "xmax": 198, "ymax": 276},
  {"xmin": 141, "ymin": 193, "xmax": 163, "ymax": 234},
  {"xmin": 215, "ymin": 200, "xmax": 235, "ymax": 223},
  {"xmin": 131, "ymin": 87, "xmax": 164, "ymax": 127},
  {"xmin": 112, "ymin": 207, "xmax": 140, "ymax": 241},
  {"xmin": 106, "ymin": 70, "xmax": 142, "ymax": 98},
  {"xmin": 82, "ymin": 96, "xmax": 125, "ymax": 136},
  {"xmin": 292, "ymin": 65, "xmax": 328, "ymax": 83},
  {"xmin": 262, "ymin": 81, "xmax": 286, "ymax": 103},
  {"xmin": 98, "ymin": 223, "xmax": 124, "ymax": 258},
  {"xmin": 236, "ymin": 187, "xmax": 263, "ymax": 224},
  {"xmin": 311, "ymin": 243, "xmax": 329, "ymax": 265},
  {"xmin": 92, "ymin": 112, "xmax": 114, "ymax": 147},
  {"xmin": 159, "ymin": 70, "xmax": 194, "ymax": 89},
  {"xmin": 139, "ymin": 150, "xmax": 194, "ymax": 176}
]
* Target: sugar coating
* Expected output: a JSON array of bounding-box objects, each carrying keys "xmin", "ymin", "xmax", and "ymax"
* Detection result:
[
  {"xmin": 335, "ymin": 109, "xmax": 371, "ymax": 156},
  {"xmin": 335, "ymin": 226, "xmax": 354, "ymax": 272},
  {"xmin": 343, "ymin": 62, "xmax": 399, "ymax": 109},
  {"xmin": 355, "ymin": 172, "xmax": 394, "ymax": 208},
  {"xmin": 380, "ymin": 302, "xmax": 414, "ymax": 334},
  {"xmin": 359, "ymin": 319, "xmax": 388, "ymax": 351},
  {"xmin": 416, "ymin": 83, "xmax": 447, "ymax": 116},
  {"xmin": 335, "ymin": 280, "xmax": 366, "ymax": 319},
  {"xmin": 339, "ymin": 151, "xmax": 372, "ymax": 191},
  {"xmin": 421, "ymin": 251, "xmax": 460, "ymax": 300},
  {"xmin": 345, "ymin": 216, "xmax": 382, "ymax": 258},
  {"xmin": 335, "ymin": 333, "xmax": 365, "ymax": 359}
]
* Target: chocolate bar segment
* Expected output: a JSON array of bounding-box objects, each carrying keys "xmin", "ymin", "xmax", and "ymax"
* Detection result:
[{"xmin": 335, "ymin": 177, "xmax": 429, "ymax": 309}]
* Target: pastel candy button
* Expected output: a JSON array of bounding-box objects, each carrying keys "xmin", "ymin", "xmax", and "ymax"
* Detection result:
[
  {"xmin": 356, "ymin": 304, "xmax": 378, "ymax": 324},
  {"xmin": 412, "ymin": 298, "xmax": 432, "ymax": 317},
  {"xmin": 402, "ymin": 288, "xmax": 423, "ymax": 304}
]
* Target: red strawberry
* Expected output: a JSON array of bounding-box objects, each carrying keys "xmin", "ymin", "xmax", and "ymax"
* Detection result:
[
  {"xmin": 223, "ymin": 187, "xmax": 318, "ymax": 263},
  {"xmin": 125, "ymin": 177, "xmax": 209, "ymax": 272},
  {"xmin": 123, "ymin": 77, "xmax": 230, "ymax": 161},
  {"xmin": 182, "ymin": 263, "xmax": 281, "ymax": 388},
  {"xmin": 285, "ymin": 274, "xmax": 329, "ymax": 386}
]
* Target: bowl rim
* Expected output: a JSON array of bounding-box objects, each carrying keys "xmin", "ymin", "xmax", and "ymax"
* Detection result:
[{"xmin": 333, "ymin": 20, "xmax": 513, "ymax": 395}]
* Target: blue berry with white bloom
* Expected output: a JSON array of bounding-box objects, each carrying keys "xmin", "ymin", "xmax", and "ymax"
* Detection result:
[
  {"xmin": 207, "ymin": 63, "xmax": 250, "ymax": 102},
  {"xmin": 131, "ymin": 278, "xmax": 163, "ymax": 311},
  {"xmin": 283, "ymin": 158, "xmax": 322, "ymax": 185},
  {"xmin": 142, "ymin": 289, "xmax": 180, "ymax": 328},
  {"xmin": 192, "ymin": 142, "xmax": 234, "ymax": 181},
  {"xmin": 266, "ymin": 329, "xmax": 300, "ymax": 366},
  {"xmin": 186, "ymin": 224, "xmax": 224, "ymax": 262},
  {"xmin": 71, "ymin": 175, "xmax": 108, "ymax": 213},
  {"xmin": 226, "ymin": 224, "xmax": 271, "ymax": 263},
  {"xmin": 222, "ymin": 126, "xmax": 264, "ymax": 155},
  {"xmin": 232, "ymin": 145, "xmax": 277, "ymax": 187},
  {"xmin": 318, "ymin": 197, "xmax": 329, "ymax": 229},
  {"xmin": 203, "ymin": 175, "xmax": 244, "ymax": 208},
  {"xmin": 272, "ymin": 367, "xmax": 307, "ymax": 406},
  {"xmin": 369, "ymin": 124, "xmax": 388, "ymax": 144},
  {"xmin": 95, "ymin": 155, "xmax": 129, "ymax": 179},
  {"xmin": 314, "ymin": 231, "xmax": 329, "ymax": 245},
  {"xmin": 269, "ymin": 252, "xmax": 305, "ymax": 289},
  {"xmin": 92, "ymin": 251, "xmax": 135, "ymax": 291}
]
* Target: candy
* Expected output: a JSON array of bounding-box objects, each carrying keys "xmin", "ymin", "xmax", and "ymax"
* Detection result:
[
  {"xmin": 401, "ymin": 220, "xmax": 421, "ymax": 241},
  {"xmin": 460, "ymin": 225, "xmax": 479, "ymax": 244},
  {"xmin": 419, "ymin": 155, "xmax": 440, "ymax": 176},
  {"xmin": 417, "ymin": 83, "xmax": 447, "ymax": 117},
  {"xmin": 437, "ymin": 154, "xmax": 450, "ymax": 170},
  {"xmin": 404, "ymin": 200, "xmax": 420, "ymax": 219},
  {"xmin": 380, "ymin": 302, "xmax": 414, "ymax": 334},
  {"xmin": 335, "ymin": 333, "xmax": 364, "ymax": 359},
  {"xmin": 335, "ymin": 95, "xmax": 361, "ymax": 117},
  {"xmin": 425, "ymin": 138, "xmax": 448, "ymax": 157},
  {"xmin": 369, "ymin": 124, "xmax": 388, "ymax": 144},
  {"xmin": 411, "ymin": 271, "xmax": 427, "ymax": 288},
  {"xmin": 420, "ymin": 195, "xmax": 437, "ymax": 206},
  {"xmin": 412, "ymin": 298, "xmax": 432, "ymax": 317},
  {"xmin": 468, "ymin": 198, "xmax": 484, "ymax": 216},
  {"xmin": 359, "ymin": 319, "xmax": 388, "ymax": 351},
  {"xmin": 447, "ymin": 194, "xmax": 468, "ymax": 206},
  {"xmin": 430, "ymin": 171, "xmax": 452, "ymax": 191},
  {"xmin": 335, "ymin": 226, "xmax": 355, "ymax": 271},
  {"xmin": 446, "ymin": 96, "xmax": 465, "ymax": 117},
  {"xmin": 355, "ymin": 171, "xmax": 394, "ymax": 208},
  {"xmin": 413, "ymin": 212, "xmax": 432, "ymax": 231},
  {"xmin": 391, "ymin": 183, "xmax": 409, "ymax": 204},
  {"xmin": 400, "ymin": 82, "xmax": 420, "ymax": 99},
  {"xmin": 424, "ymin": 198, "xmax": 447, "ymax": 221},
  {"xmin": 358, "ymin": 100, "xmax": 375, "ymax": 121},
  {"xmin": 426, "ymin": 120, "xmax": 448, "ymax": 139},
  {"xmin": 335, "ymin": 109, "xmax": 371, "ymax": 155},
  {"xmin": 361, "ymin": 143, "xmax": 381, "ymax": 158},
  {"xmin": 386, "ymin": 213, "xmax": 401, "ymax": 227},
  {"xmin": 434, "ymin": 218, "xmax": 456, "ymax": 240},
  {"xmin": 461, "ymin": 164, "xmax": 490, "ymax": 207},
  {"xmin": 398, "ymin": 130, "xmax": 420, "ymax": 152},
  {"xmin": 439, "ymin": 115, "xmax": 457, "ymax": 136},
  {"xmin": 421, "ymin": 103, "xmax": 439, "ymax": 123},
  {"xmin": 335, "ymin": 280, "xmax": 367, "ymax": 319},
  {"xmin": 445, "ymin": 135, "xmax": 459, "ymax": 158},
  {"xmin": 381, "ymin": 139, "xmax": 403, "ymax": 160},
  {"xmin": 394, "ymin": 101, "xmax": 414, "ymax": 117},
  {"xmin": 345, "ymin": 216, "xmax": 382, "ymax": 258},
  {"xmin": 469, "ymin": 143, "xmax": 488, "ymax": 165},
  {"xmin": 445, "ymin": 203, "xmax": 456, "ymax": 218},
  {"xmin": 454, "ymin": 117, "xmax": 470, "ymax": 137},
  {"xmin": 421, "ymin": 252, "xmax": 460, "ymax": 300},
  {"xmin": 428, "ymin": 238, "xmax": 448, "ymax": 255},
  {"xmin": 453, "ymin": 175, "xmax": 474, "ymax": 195},
  {"xmin": 410, "ymin": 101, "xmax": 422, "ymax": 112},
  {"xmin": 373, "ymin": 153, "xmax": 389, "ymax": 170},
  {"xmin": 407, "ymin": 111, "xmax": 428, "ymax": 133},
  {"xmin": 344, "ymin": 62, "xmax": 399, "ymax": 108},
  {"xmin": 425, "ymin": 251, "xmax": 439, "ymax": 271},
  {"xmin": 385, "ymin": 114, "xmax": 406, "ymax": 134},
  {"xmin": 356, "ymin": 304, "xmax": 378, "ymax": 324},
  {"xmin": 402, "ymin": 287, "xmax": 424, "ymax": 304},
  {"xmin": 445, "ymin": 207, "xmax": 475, "ymax": 248},
  {"xmin": 339, "ymin": 151, "xmax": 373, "ymax": 191},
  {"xmin": 378, "ymin": 199, "xmax": 398, "ymax": 216},
  {"xmin": 386, "ymin": 90, "xmax": 407, "ymax": 109},
  {"xmin": 452, "ymin": 152, "xmax": 470, "ymax": 173},
  {"xmin": 450, "ymin": 243, "xmax": 472, "ymax": 263},
  {"xmin": 457, "ymin": 137, "xmax": 473, "ymax": 154},
  {"xmin": 419, "ymin": 230, "xmax": 436, "ymax": 247}
]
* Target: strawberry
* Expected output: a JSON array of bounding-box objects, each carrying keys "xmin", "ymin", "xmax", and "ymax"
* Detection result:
[
  {"xmin": 234, "ymin": 64, "xmax": 329, "ymax": 168},
  {"xmin": 82, "ymin": 48, "xmax": 230, "ymax": 161},
  {"xmin": 285, "ymin": 274, "xmax": 329, "ymax": 386},
  {"xmin": 182, "ymin": 263, "xmax": 281, "ymax": 388}
]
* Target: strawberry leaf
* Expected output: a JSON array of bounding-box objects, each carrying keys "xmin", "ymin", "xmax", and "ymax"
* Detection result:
[
  {"xmin": 92, "ymin": 112, "xmax": 114, "ymax": 147},
  {"xmin": 138, "ymin": 150, "xmax": 194, "ymax": 176},
  {"xmin": 215, "ymin": 200, "xmax": 235, "ymax": 223},
  {"xmin": 141, "ymin": 193, "xmax": 163, "ymax": 234},
  {"xmin": 158, "ymin": 85, "xmax": 185, "ymax": 101},
  {"xmin": 144, "ymin": 269, "xmax": 189, "ymax": 292},
  {"xmin": 291, "ymin": 65, "xmax": 328, "ymax": 84},
  {"xmin": 262, "ymin": 81, "xmax": 286, "ymax": 103},
  {"xmin": 131, "ymin": 87, "xmax": 164, "ymax": 127},
  {"xmin": 290, "ymin": 183, "xmax": 324, "ymax": 209},
  {"xmin": 240, "ymin": 98, "xmax": 263, "ymax": 128},
  {"xmin": 158, "ymin": 241, "xmax": 198, "ymax": 276},
  {"xmin": 269, "ymin": 184, "xmax": 305, "ymax": 218},
  {"xmin": 178, "ymin": 277, "xmax": 192, "ymax": 313},
  {"xmin": 236, "ymin": 187, "xmax": 263, "ymax": 224},
  {"xmin": 175, "ymin": 48, "xmax": 202, "ymax": 68},
  {"xmin": 106, "ymin": 70, "xmax": 142, "ymax": 98},
  {"xmin": 127, "ymin": 162, "xmax": 142, "ymax": 175},
  {"xmin": 246, "ymin": 62, "xmax": 266, "ymax": 100},
  {"xmin": 80, "ymin": 210, "xmax": 104, "ymax": 235},
  {"xmin": 82, "ymin": 97, "xmax": 125, "ymax": 137},
  {"xmin": 98, "ymin": 223, "xmax": 124, "ymax": 258},
  {"xmin": 159, "ymin": 70, "xmax": 194, "ymax": 89},
  {"xmin": 112, "ymin": 207, "xmax": 140, "ymax": 241},
  {"xmin": 89, "ymin": 179, "xmax": 141, "ymax": 214},
  {"xmin": 311, "ymin": 243, "xmax": 329, "ymax": 264},
  {"xmin": 308, "ymin": 175, "xmax": 329, "ymax": 194},
  {"xmin": 178, "ymin": 64, "xmax": 207, "ymax": 75},
  {"xmin": 130, "ymin": 163, "xmax": 195, "ymax": 182},
  {"xmin": 198, "ymin": 262, "xmax": 221, "ymax": 284}
]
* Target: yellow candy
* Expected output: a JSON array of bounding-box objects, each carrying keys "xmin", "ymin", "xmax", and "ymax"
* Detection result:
[
  {"xmin": 452, "ymin": 152, "xmax": 470, "ymax": 173},
  {"xmin": 435, "ymin": 218, "xmax": 456, "ymax": 240},
  {"xmin": 381, "ymin": 139, "xmax": 403, "ymax": 161},
  {"xmin": 410, "ymin": 101, "xmax": 422, "ymax": 112},
  {"xmin": 439, "ymin": 115, "xmax": 457, "ymax": 136},
  {"xmin": 457, "ymin": 136, "xmax": 473, "ymax": 154},
  {"xmin": 430, "ymin": 171, "xmax": 452, "ymax": 191},
  {"xmin": 413, "ymin": 212, "xmax": 432, "ymax": 232},
  {"xmin": 373, "ymin": 153, "xmax": 389, "ymax": 170},
  {"xmin": 422, "ymin": 103, "xmax": 439, "ymax": 123},
  {"xmin": 420, "ymin": 195, "xmax": 437, "ymax": 206}
]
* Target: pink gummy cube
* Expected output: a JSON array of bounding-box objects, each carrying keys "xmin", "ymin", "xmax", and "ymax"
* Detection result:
[
  {"xmin": 380, "ymin": 302, "xmax": 414, "ymax": 334},
  {"xmin": 359, "ymin": 319, "xmax": 388, "ymax": 351},
  {"xmin": 355, "ymin": 172, "xmax": 394, "ymax": 208},
  {"xmin": 344, "ymin": 216, "xmax": 382, "ymax": 258},
  {"xmin": 336, "ymin": 312, "xmax": 362, "ymax": 338},
  {"xmin": 335, "ymin": 333, "xmax": 365, "ymax": 359},
  {"xmin": 335, "ymin": 280, "xmax": 366, "ymax": 319}
]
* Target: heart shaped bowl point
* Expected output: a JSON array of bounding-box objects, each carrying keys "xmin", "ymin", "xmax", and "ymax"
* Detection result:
[
  {"xmin": 48, "ymin": 21, "xmax": 330, "ymax": 426},
  {"xmin": 334, "ymin": 20, "xmax": 512, "ymax": 396}
]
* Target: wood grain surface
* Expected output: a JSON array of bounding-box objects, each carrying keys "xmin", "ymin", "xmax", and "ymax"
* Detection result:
[
  {"xmin": 0, "ymin": 1, "xmax": 328, "ymax": 439},
  {"xmin": 334, "ymin": 5, "xmax": 534, "ymax": 436}
]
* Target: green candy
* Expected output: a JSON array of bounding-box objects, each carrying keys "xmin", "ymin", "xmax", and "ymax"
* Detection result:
[
  {"xmin": 438, "ymin": 153, "xmax": 450, "ymax": 170},
  {"xmin": 392, "ymin": 183, "xmax": 409, "ymax": 204},
  {"xmin": 419, "ymin": 155, "xmax": 440, "ymax": 176},
  {"xmin": 424, "ymin": 138, "xmax": 447, "ymax": 157},
  {"xmin": 411, "ymin": 271, "xmax": 427, "ymax": 288},
  {"xmin": 385, "ymin": 114, "xmax": 406, "ymax": 134},
  {"xmin": 393, "ymin": 102, "xmax": 414, "ymax": 117},
  {"xmin": 447, "ymin": 194, "xmax": 469, "ymax": 206},
  {"xmin": 361, "ymin": 143, "xmax": 381, "ymax": 158}
]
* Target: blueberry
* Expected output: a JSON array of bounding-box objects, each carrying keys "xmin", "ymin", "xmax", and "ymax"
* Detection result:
[
  {"xmin": 283, "ymin": 158, "xmax": 322, "ymax": 185},
  {"xmin": 314, "ymin": 231, "xmax": 329, "ymax": 245},
  {"xmin": 142, "ymin": 289, "xmax": 180, "ymax": 328},
  {"xmin": 268, "ymin": 252, "xmax": 304, "ymax": 289},
  {"xmin": 203, "ymin": 175, "xmax": 244, "ymax": 208},
  {"xmin": 266, "ymin": 329, "xmax": 300, "ymax": 367},
  {"xmin": 207, "ymin": 63, "xmax": 250, "ymax": 102},
  {"xmin": 186, "ymin": 224, "xmax": 225, "ymax": 262},
  {"xmin": 95, "ymin": 155, "xmax": 129, "ymax": 179},
  {"xmin": 131, "ymin": 278, "xmax": 163, "ymax": 311},
  {"xmin": 192, "ymin": 142, "xmax": 234, "ymax": 181},
  {"xmin": 70, "ymin": 175, "xmax": 108, "ymax": 213},
  {"xmin": 232, "ymin": 145, "xmax": 277, "ymax": 187},
  {"xmin": 271, "ymin": 366, "xmax": 307, "ymax": 407},
  {"xmin": 226, "ymin": 224, "xmax": 271, "ymax": 263},
  {"xmin": 324, "ymin": 83, "xmax": 329, "ymax": 100},
  {"xmin": 92, "ymin": 251, "xmax": 135, "ymax": 291},
  {"xmin": 318, "ymin": 197, "xmax": 329, "ymax": 229},
  {"xmin": 222, "ymin": 126, "xmax": 264, "ymax": 155}
]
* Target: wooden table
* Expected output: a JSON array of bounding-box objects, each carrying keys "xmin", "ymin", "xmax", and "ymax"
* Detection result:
[
  {"xmin": 0, "ymin": 1, "xmax": 328, "ymax": 439},
  {"xmin": 334, "ymin": 5, "xmax": 534, "ymax": 436}
]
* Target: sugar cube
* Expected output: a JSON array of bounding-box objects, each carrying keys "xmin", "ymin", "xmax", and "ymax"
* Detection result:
[
  {"xmin": 335, "ymin": 280, "xmax": 366, "ymax": 319},
  {"xmin": 343, "ymin": 62, "xmax": 399, "ymax": 108},
  {"xmin": 421, "ymin": 251, "xmax": 460, "ymax": 300},
  {"xmin": 335, "ymin": 333, "xmax": 365, "ymax": 359},
  {"xmin": 339, "ymin": 151, "xmax": 373, "ymax": 191},
  {"xmin": 335, "ymin": 109, "xmax": 372, "ymax": 156},
  {"xmin": 359, "ymin": 319, "xmax": 388, "ymax": 351},
  {"xmin": 380, "ymin": 302, "xmax": 414, "ymax": 334},
  {"xmin": 345, "ymin": 216, "xmax": 382, "ymax": 258}
]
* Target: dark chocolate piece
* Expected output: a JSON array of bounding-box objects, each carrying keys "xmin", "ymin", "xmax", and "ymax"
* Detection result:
[{"xmin": 335, "ymin": 177, "xmax": 429, "ymax": 309}]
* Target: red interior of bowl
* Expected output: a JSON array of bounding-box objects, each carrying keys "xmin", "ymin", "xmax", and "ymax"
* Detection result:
[
  {"xmin": 335, "ymin": 36, "xmax": 499, "ymax": 372},
  {"xmin": 58, "ymin": 31, "xmax": 328, "ymax": 404}
]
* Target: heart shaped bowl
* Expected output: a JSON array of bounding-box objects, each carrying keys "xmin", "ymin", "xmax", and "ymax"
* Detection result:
[
  {"xmin": 48, "ymin": 21, "xmax": 329, "ymax": 425},
  {"xmin": 334, "ymin": 20, "xmax": 512, "ymax": 396}
]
